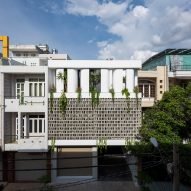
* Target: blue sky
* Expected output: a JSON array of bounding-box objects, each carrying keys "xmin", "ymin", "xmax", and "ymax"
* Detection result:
[{"xmin": 0, "ymin": 0, "xmax": 191, "ymax": 60}]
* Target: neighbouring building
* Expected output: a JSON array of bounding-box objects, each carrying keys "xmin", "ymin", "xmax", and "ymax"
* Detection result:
[
  {"xmin": 0, "ymin": 38, "xmax": 142, "ymax": 182},
  {"xmin": 138, "ymin": 49, "xmax": 191, "ymax": 108}
]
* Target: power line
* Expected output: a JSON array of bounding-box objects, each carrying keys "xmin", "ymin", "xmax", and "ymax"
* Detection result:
[
  {"xmin": 1, "ymin": 152, "xmax": 167, "ymax": 162},
  {"xmin": 26, "ymin": 160, "xmax": 162, "ymax": 191}
]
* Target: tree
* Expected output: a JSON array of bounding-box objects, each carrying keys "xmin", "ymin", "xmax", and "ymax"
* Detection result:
[{"xmin": 141, "ymin": 83, "xmax": 191, "ymax": 144}]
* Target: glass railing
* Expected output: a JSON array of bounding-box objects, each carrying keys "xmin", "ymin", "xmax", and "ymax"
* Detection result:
[{"xmin": 171, "ymin": 65, "xmax": 191, "ymax": 71}]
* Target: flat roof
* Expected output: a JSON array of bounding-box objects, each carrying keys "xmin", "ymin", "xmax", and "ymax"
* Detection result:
[{"xmin": 143, "ymin": 49, "xmax": 191, "ymax": 66}]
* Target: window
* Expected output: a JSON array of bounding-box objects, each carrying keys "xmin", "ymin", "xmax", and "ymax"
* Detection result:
[
  {"xmin": 29, "ymin": 78, "xmax": 45, "ymax": 97},
  {"xmin": 139, "ymin": 80, "xmax": 156, "ymax": 98},
  {"xmin": 28, "ymin": 115, "xmax": 45, "ymax": 135},
  {"xmin": 16, "ymin": 79, "xmax": 25, "ymax": 104}
]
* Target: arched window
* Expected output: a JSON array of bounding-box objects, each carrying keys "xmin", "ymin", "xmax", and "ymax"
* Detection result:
[{"xmin": 138, "ymin": 79, "xmax": 156, "ymax": 98}]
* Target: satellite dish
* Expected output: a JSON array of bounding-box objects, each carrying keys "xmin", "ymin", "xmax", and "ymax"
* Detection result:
[{"xmin": 150, "ymin": 137, "xmax": 158, "ymax": 148}]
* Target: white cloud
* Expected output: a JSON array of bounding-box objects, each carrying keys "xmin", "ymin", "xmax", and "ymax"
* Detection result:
[{"xmin": 43, "ymin": 0, "xmax": 191, "ymax": 62}]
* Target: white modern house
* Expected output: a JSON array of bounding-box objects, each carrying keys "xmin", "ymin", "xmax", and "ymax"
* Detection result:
[{"xmin": 0, "ymin": 43, "xmax": 142, "ymax": 182}]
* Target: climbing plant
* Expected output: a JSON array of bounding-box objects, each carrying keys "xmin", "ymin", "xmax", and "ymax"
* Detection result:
[
  {"xmin": 49, "ymin": 86, "xmax": 56, "ymax": 113},
  {"xmin": 122, "ymin": 87, "xmax": 130, "ymax": 112},
  {"xmin": 76, "ymin": 87, "xmax": 82, "ymax": 102},
  {"xmin": 96, "ymin": 137, "xmax": 107, "ymax": 154},
  {"xmin": 57, "ymin": 69, "xmax": 67, "ymax": 92},
  {"xmin": 109, "ymin": 88, "xmax": 115, "ymax": 103},
  {"xmin": 50, "ymin": 137, "xmax": 56, "ymax": 152},
  {"xmin": 89, "ymin": 69, "xmax": 101, "ymax": 108},
  {"xmin": 59, "ymin": 91, "xmax": 68, "ymax": 115},
  {"xmin": 90, "ymin": 87, "xmax": 100, "ymax": 109},
  {"xmin": 133, "ymin": 86, "xmax": 139, "ymax": 109}
]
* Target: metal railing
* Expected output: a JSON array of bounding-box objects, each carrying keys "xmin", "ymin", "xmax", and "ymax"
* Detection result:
[
  {"xmin": 5, "ymin": 96, "xmax": 45, "ymax": 105},
  {"xmin": 171, "ymin": 65, "xmax": 191, "ymax": 71}
]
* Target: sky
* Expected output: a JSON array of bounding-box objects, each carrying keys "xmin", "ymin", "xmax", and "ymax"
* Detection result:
[{"xmin": 0, "ymin": 0, "xmax": 191, "ymax": 61}]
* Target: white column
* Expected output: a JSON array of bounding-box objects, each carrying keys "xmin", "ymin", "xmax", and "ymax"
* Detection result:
[
  {"xmin": 80, "ymin": 69, "xmax": 89, "ymax": 93},
  {"xmin": 134, "ymin": 70, "xmax": 138, "ymax": 87},
  {"xmin": 109, "ymin": 70, "xmax": 113, "ymax": 89},
  {"xmin": 56, "ymin": 69, "xmax": 64, "ymax": 93},
  {"xmin": 126, "ymin": 69, "xmax": 134, "ymax": 93},
  {"xmin": 67, "ymin": 69, "xmax": 78, "ymax": 93},
  {"xmin": 17, "ymin": 112, "xmax": 22, "ymax": 140},
  {"xmin": 101, "ymin": 69, "xmax": 109, "ymax": 93},
  {"xmin": 25, "ymin": 76, "xmax": 29, "ymax": 97},
  {"xmin": 113, "ymin": 69, "xmax": 123, "ymax": 92}
]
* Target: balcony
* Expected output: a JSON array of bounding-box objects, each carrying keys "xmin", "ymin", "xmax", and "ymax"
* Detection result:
[
  {"xmin": 5, "ymin": 96, "xmax": 46, "ymax": 112},
  {"xmin": 4, "ymin": 135, "xmax": 47, "ymax": 152},
  {"xmin": 142, "ymin": 97, "xmax": 155, "ymax": 107}
]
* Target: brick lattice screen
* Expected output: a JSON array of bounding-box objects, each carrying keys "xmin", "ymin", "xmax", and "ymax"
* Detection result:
[{"xmin": 48, "ymin": 98, "xmax": 141, "ymax": 141}]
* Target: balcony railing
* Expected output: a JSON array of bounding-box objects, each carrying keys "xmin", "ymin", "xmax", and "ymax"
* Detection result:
[
  {"xmin": 5, "ymin": 96, "xmax": 45, "ymax": 105},
  {"xmin": 171, "ymin": 65, "xmax": 191, "ymax": 71}
]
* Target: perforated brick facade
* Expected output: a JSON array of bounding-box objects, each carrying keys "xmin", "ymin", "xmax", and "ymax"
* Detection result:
[{"xmin": 48, "ymin": 98, "xmax": 141, "ymax": 141}]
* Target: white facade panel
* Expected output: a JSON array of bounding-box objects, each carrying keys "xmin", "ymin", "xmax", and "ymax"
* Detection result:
[
  {"xmin": 67, "ymin": 69, "xmax": 78, "ymax": 93},
  {"xmin": 80, "ymin": 69, "xmax": 89, "ymax": 93},
  {"xmin": 101, "ymin": 69, "xmax": 109, "ymax": 93},
  {"xmin": 113, "ymin": 69, "xmax": 123, "ymax": 92},
  {"xmin": 126, "ymin": 69, "xmax": 134, "ymax": 93}
]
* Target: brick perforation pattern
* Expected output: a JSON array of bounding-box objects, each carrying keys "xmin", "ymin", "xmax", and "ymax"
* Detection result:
[{"xmin": 48, "ymin": 98, "xmax": 141, "ymax": 141}]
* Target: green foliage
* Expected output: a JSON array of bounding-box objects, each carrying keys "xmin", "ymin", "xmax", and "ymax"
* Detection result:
[
  {"xmin": 96, "ymin": 137, "xmax": 107, "ymax": 154},
  {"xmin": 122, "ymin": 88, "xmax": 130, "ymax": 111},
  {"xmin": 122, "ymin": 88, "xmax": 130, "ymax": 99},
  {"xmin": 141, "ymin": 84, "xmax": 191, "ymax": 144},
  {"xmin": 59, "ymin": 91, "xmax": 68, "ymax": 115},
  {"xmin": 133, "ymin": 86, "xmax": 139, "ymax": 109},
  {"xmin": 136, "ymin": 171, "xmax": 152, "ymax": 191},
  {"xmin": 57, "ymin": 69, "xmax": 67, "ymax": 92},
  {"xmin": 90, "ymin": 87, "xmax": 100, "ymax": 109},
  {"xmin": 89, "ymin": 70, "xmax": 100, "ymax": 88},
  {"xmin": 50, "ymin": 137, "xmax": 56, "ymax": 152},
  {"xmin": 89, "ymin": 70, "xmax": 100, "ymax": 108},
  {"xmin": 76, "ymin": 87, "xmax": 82, "ymax": 102},
  {"xmin": 49, "ymin": 86, "xmax": 56, "ymax": 113},
  {"xmin": 109, "ymin": 88, "xmax": 115, "ymax": 103}
]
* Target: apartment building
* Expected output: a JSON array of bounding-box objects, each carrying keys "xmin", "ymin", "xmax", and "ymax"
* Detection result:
[
  {"xmin": 0, "ymin": 40, "xmax": 142, "ymax": 182},
  {"xmin": 138, "ymin": 49, "xmax": 191, "ymax": 108}
]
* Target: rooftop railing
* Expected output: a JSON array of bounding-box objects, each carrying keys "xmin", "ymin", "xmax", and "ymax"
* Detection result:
[{"xmin": 171, "ymin": 65, "xmax": 191, "ymax": 71}]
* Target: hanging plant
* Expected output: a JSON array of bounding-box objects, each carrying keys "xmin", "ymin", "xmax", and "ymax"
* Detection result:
[
  {"xmin": 109, "ymin": 88, "xmax": 115, "ymax": 103},
  {"xmin": 133, "ymin": 86, "xmax": 139, "ymax": 109},
  {"xmin": 76, "ymin": 87, "xmax": 82, "ymax": 103},
  {"xmin": 90, "ymin": 87, "xmax": 97, "ymax": 109},
  {"xmin": 50, "ymin": 137, "xmax": 56, "ymax": 152},
  {"xmin": 57, "ymin": 69, "xmax": 67, "ymax": 92},
  {"xmin": 49, "ymin": 86, "xmax": 56, "ymax": 113},
  {"xmin": 124, "ymin": 138, "xmax": 132, "ymax": 152},
  {"xmin": 96, "ymin": 137, "xmax": 107, "ymax": 154},
  {"xmin": 122, "ymin": 88, "xmax": 130, "ymax": 112},
  {"xmin": 59, "ymin": 91, "xmax": 68, "ymax": 115},
  {"xmin": 96, "ymin": 91, "xmax": 100, "ymax": 106}
]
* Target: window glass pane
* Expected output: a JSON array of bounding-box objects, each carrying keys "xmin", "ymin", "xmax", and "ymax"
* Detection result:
[
  {"xmin": 39, "ymin": 120, "xmax": 42, "ymax": 133},
  {"xmin": 29, "ymin": 120, "xmax": 33, "ymax": 133},
  {"xmin": 29, "ymin": 83, "xmax": 33, "ymax": 96},
  {"xmin": 29, "ymin": 78, "xmax": 38, "ymax": 82},
  {"xmin": 39, "ymin": 83, "xmax": 42, "ymax": 97},
  {"xmin": 144, "ymin": 85, "xmax": 149, "ymax": 97},
  {"xmin": 16, "ymin": 79, "xmax": 24, "ymax": 82},
  {"xmin": 21, "ymin": 84, "xmax": 24, "ymax": 91},
  {"xmin": 34, "ymin": 120, "xmax": 37, "ymax": 133},
  {"xmin": 34, "ymin": 83, "xmax": 38, "ymax": 96},
  {"xmin": 150, "ymin": 85, "xmax": 155, "ymax": 97}
]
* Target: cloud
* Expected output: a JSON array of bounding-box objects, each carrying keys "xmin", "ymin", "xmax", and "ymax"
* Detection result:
[{"xmin": 42, "ymin": 0, "xmax": 191, "ymax": 61}]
